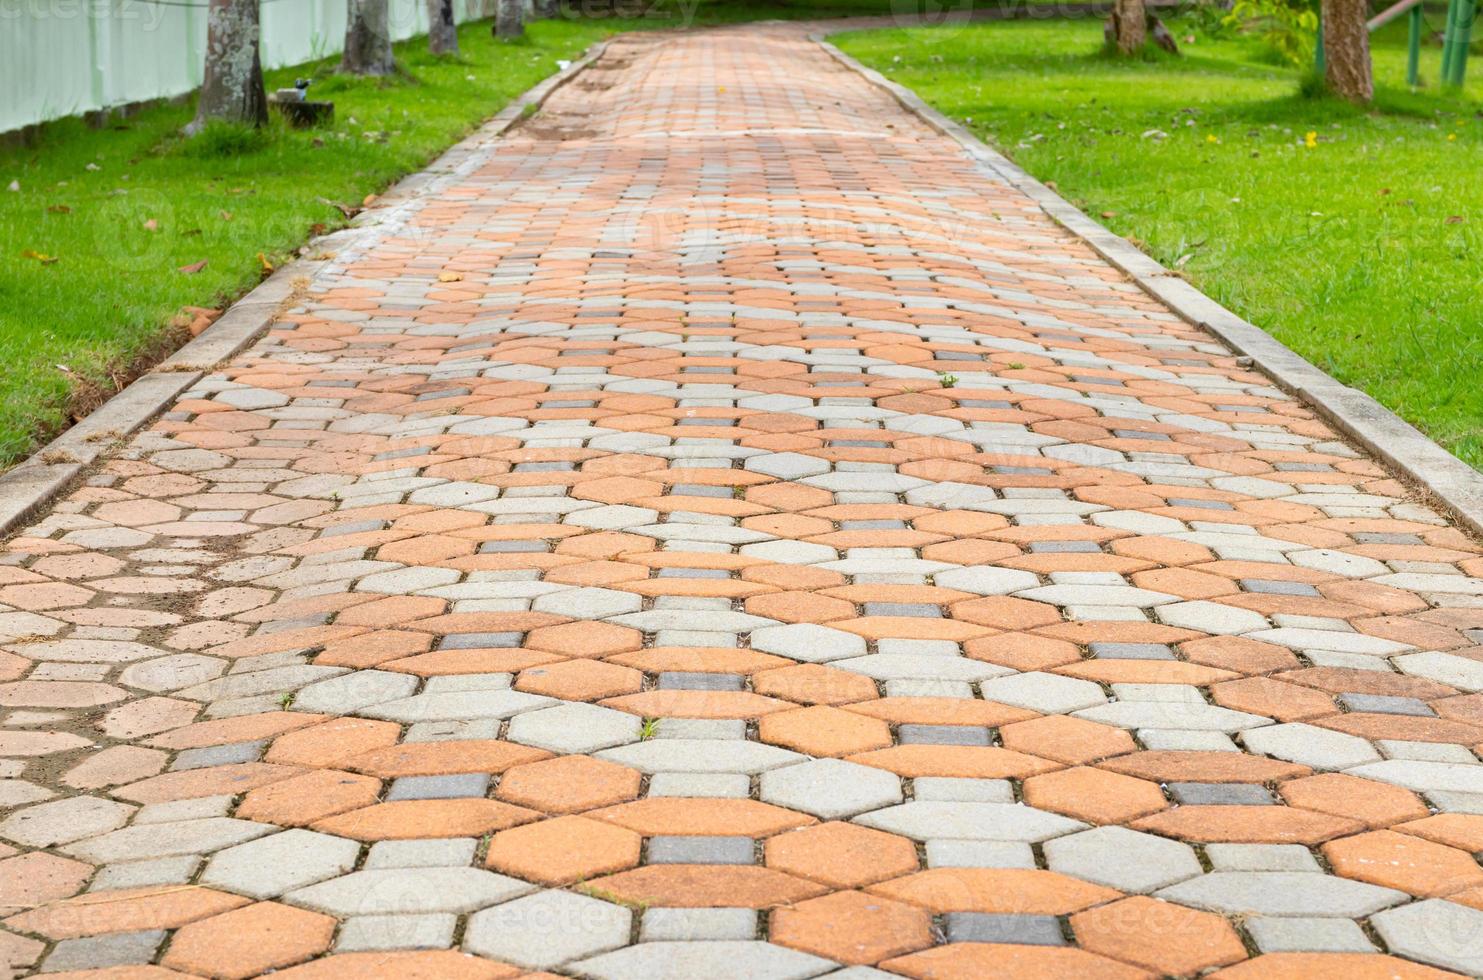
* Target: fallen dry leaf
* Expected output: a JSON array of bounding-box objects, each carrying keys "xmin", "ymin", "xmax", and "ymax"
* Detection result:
[
  {"xmin": 438, "ymin": 272, "xmax": 464, "ymax": 283},
  {"xmin": 21, "ymin": 249, "xmax": 59, "ymax": 265},
  {"xmin": 178, "ymin": 259, "xmax": 208, "ymax": 274}
]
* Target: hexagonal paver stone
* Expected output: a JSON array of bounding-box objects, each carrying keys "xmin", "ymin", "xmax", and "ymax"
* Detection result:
[
  {"xmin": 760, "ymin": 758, "xmax": 901, "ymax": 819},
  {"xmin": 335, "ymin": 913, "xmax": 456, "ymax": 952},
  {"xmin": 118, "ymin": 654, "xmax": 227, "ymax": 693},
  {"xmin": 286, "ymin": 867, "xmax": 535, "ymax": 916},
  {"xmin": 601, "ymin": 739, "xmax": 804, "ymax": 775},
  {"xmin": 201, "ymin": 829, "xmax": 360, "ymax": 898},
  {"xmin": 1345, "ymin": 760, "xmax": 1483, "ymax": 796},
  {"xmin": 464, "ymin": 890, "xmax": 631, "ymax": 969},
  {"xmin": 1074, "ymin": 702, "xmax": 1271, "ymax": 734},
  {"xmin": 833, "ymin": 655, "xmax": 1010, "ymax": 684},
  {"xmin": 750, "ymin": 624, "xmax": 865, "ymax": 664},
  {"xmin": 935, "ymin": 567, "xmax": 1040, "ymax": 596},
  {"xmin": 745, "ymin": 452, "xmax": 831, "ymax": 480},
  {"xmin": 978, "ymin": 672, "xmax": 1106, "ymax": 714},
  {"xmin": 62, "ymin": 818, "xmax": 273, "ymax": 864},
  {"xmin": 292, "ymin": 670, "xmax": 419, "ymax": 714},
  {"xmin": 1043, "ymin": 826, "xmax": 1201, "ymax": 893},
  {"xmin": 1372, "ymin": 899, "xmax": 1483, "ymax": 973},
  {"xmin": 177, "ymin": 665, "xmax": 347, "ymax": 702},
  {"xmin": 509, "ymin": 704, "xmax": 642, "ymax": 754},
  {"xmin": 1154, "ymin": 601, "xmax": 1270, "ymax": 635},
  {"xmin": 855, "ymin": 802, "xmax": 1086, "ymax": 843},
  {"xmin": 1155, "ymin": 872, "xmax": 1408, "ymax": 917},
  {"xmin": 1395, "ymin": 652, "xmax": 1483, "ymax": 692},
  {"xmin": 739, "ymin": 541, "xmax": 839, "ymax": 566},
  {"xmin": 573, "ymin": 940, "xmax": 836, "ymax": 980},
  {"xmin": 0, "ymin": 795, "xmax": 134, "ymax": 848},
  {"xmin": 1241, "ymin": 723, "xmax": 1381, "ymax": 771},
  {"xmin": 363, "ymin": 690, "xmax": 554, "ymax": 724},
  {"xmin": 532, "ymin": 587, "xmax": 641, "ymax": 619}
]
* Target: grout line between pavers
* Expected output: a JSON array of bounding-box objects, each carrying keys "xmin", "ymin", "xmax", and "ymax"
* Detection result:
[
  {"xmin": 0, "ymin": 39, "xmax": 611, "ymax": 542},
  {"xmin": 813, "ymin": 33, "xmax": 1483, "ymax": 541}
]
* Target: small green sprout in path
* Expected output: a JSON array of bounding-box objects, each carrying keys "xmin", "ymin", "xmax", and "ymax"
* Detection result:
[
  {"xmin": 938, "ymin": 373, "xmax": 958, "ymax": 388},
  {"xmin": 639, "ymin": 717, "xmax": 661, "ymax": 740},
  {"xmin": 837, "ymin": 16, "xmax": 1483, "ymax": 469},
  {"xmin": 278, "ymin": 692, "xmax": 296, "ymax": 709}
]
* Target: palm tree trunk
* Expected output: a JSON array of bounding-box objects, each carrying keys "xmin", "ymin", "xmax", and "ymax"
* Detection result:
[
  {"xmin": 426, "ymin": 0, "xmax": 459, "ymax": 55},
  {"xmin": 190, "ymin": 0, "xmax": 266, "ymax": 133},
  {"xmin": 342, "ymin": 0, "xmax": 397, "ymax": 76}
]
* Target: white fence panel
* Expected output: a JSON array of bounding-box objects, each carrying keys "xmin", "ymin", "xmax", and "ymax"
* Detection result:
[{"xmin": 1, "ymin": 0, "xmax": 498, "ymax": 135}]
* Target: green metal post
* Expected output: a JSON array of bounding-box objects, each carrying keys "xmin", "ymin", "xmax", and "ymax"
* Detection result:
[
  {"xmin": 1448, "ymin": 0, "xmax": 1476, "ymax": 85},
  {"xmin": 1408, "ymin": 2, "xmax": 1423, "ymax": 85},
  {"xmin": 1442, "ymin": 0, "xmax": 1459, "ymax": 81}
]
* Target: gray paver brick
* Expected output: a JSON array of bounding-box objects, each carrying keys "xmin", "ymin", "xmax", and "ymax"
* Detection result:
[
  {"xmin": 464, "ymin": 890, "xmax": 631, "ymax": 969},
  {"xmin": 945, "ymin": 912, "xmax": 1064, "ymax": 946},
  {"xmin": 1156, "ymin": 872, "xmax": 1407, "ymax": 917},
  {"xmin": 641, "ymin": 907, "xmax": 758, "ymax": 941},
  {"xmin": 760, "ymin": 758, "xmax": 900, "ymax": 818},
  {"xmin": 1043, "ymin": 826, "xmax": 1201, "ymax": 893},
  {"xmin": 200, "ymin": 828, "xmax": 360, "ymax": 898},
  {"xmin": 572, "ymin": 940, "xmax": 836, "ymax": 980}
]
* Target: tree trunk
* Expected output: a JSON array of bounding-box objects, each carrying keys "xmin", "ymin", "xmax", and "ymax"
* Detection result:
[
  {"xmin": 533, "ymin": 0, "xmax": 560, "ymax": 18},
  {"xmin": 1108, "ymin": 0, "xmax": 1147, "ymax": 54},
  {"xmin": 496, "ymin": 0, "xmax": 525, "ymax": 38},
  {"xmin": 1322, "ymin": 0, "xmax": 1374, "ymax": 101},
  {"xmin": 342, "ymin": 0, "xmax": 397, "ymax": 76},
  {"xmin": 189, "ymin": 0, "xmax": 266, "ymax": 133},
  {"xmin": 426, "ymin": 0, "xmax": 458, "ymax": 54}
]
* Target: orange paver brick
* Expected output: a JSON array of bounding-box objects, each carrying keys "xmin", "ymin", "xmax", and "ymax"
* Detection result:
[
  {"xmin": 765, "ymin": 821, "xmax": 920, "ymax": 888},
  {"xmin": 161, "ymin": 902, "xmax": 334, "ymax": 979}
]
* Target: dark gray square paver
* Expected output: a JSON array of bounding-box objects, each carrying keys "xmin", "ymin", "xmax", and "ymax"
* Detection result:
[
  {"xmin": 1168, "ymin": 782, "xmax": 1275, "ymax": 806},
  {"xmin": 945, "ymin": 913, "xmax": 1065, "ymax": 946},
  {"xmin": 1089, "ymin": 642, "xmax": 1176, "ymax": 661},
  {"xmin": 898, "ymin": 725, "xmax": 991, "ymax": 747},
  {"xmin": 1337, "ymin": 693, "xmax": 1435, "ymax": 717},
  {"xmin": 386, "ymin": 773, "xmax": 491, "ymax": 801},
  {"xmin": 657, "ymin": 672, "xmax": 745, "ymax": 692},
  {"xmin": 648, "ymin": 836, "xmax": 754, "ymax": 865}
]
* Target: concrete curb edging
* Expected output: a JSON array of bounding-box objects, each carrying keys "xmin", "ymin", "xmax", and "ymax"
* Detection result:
[
  {"xmin": 815, "ymin": 34, "xmax": 1483, "ymax": 539},
  {"xmin": 0, "ymin": 40, "xmax": 608, "ymax": 541}
]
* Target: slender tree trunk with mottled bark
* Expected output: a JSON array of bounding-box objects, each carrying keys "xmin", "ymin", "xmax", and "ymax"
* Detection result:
[
  {"xmin": 1108, "ymin": 0, "xmax": 1147, "ymax": 53},
  {"xmin": 189, "ymin": 0, "xmax": 266, "ymax": 134},
  {"xmin": 1322, "ymin": 0, "xmax": 1374, "ymax": 101},
  {"xmin": 426, "ymin": 0, "xmax": 458, "ymax": 54},
  {"xmin": 342, "ymin": 0, "xmax": 397, "ymax": 76},
  {"xmin": 496, "ymin": 0, "xmax": 525, "ymax": 38}
]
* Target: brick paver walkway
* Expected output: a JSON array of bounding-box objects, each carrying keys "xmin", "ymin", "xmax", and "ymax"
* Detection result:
[{"xmin": 2, "ymin": 25, "xmax": 1483, "ymax": 980}]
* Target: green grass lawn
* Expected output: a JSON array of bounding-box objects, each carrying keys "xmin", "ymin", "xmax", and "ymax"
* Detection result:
[{"xmin": 836, "ymin": 15, "xmax": 1483, "ymax": 468}]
